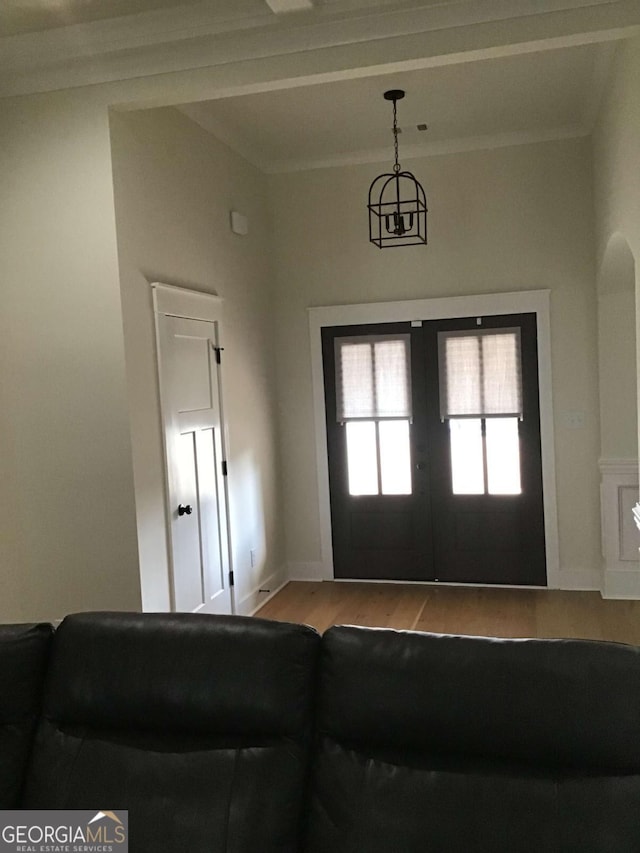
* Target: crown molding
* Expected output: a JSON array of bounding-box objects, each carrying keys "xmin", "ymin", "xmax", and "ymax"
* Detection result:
[{"xmin": 262, "ymin": 124, "xmax": 590, "ymax": 173}]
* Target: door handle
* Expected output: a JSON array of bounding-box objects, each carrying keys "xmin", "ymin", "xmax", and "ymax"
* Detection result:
[
  {"xmin": 415, "ymin": 462, "xmax": 426, "ymax": 471},
  {"xmin": 178, "ymin": 504, "xmax": 193, "ymax": 516}
]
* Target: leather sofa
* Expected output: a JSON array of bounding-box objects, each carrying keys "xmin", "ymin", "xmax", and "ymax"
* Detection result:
[{"xmin": 2, "ymin": 612, "xmax": 639, "ymax": 852}]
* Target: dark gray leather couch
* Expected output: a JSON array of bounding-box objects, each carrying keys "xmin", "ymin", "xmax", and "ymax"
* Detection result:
[{"xmin": 2, "ymin": 613, "xmax": 639, "ymax": 851}]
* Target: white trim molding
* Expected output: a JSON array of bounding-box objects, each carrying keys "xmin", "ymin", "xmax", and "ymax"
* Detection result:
[
  {"xmin": 308, "ymin": 289, "xmax": 561, "ymax": 588},
  {"xmin": 264, "ymin": 0, "xmax": 314, "ymax": 13},
  {"xmin": 599, "ymin": 457, "xmax": 640, "ymax": 599},
  {"xmin": 236, "ymin": 566, "xmax": 289, "ymax": 616},
  {"xmin": 152, "ymin": 281, "xmax": 223, "ymax": 321}
]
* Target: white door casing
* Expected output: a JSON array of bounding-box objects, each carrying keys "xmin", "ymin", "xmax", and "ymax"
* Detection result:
[{"xmin": 153, "ymin": 283, "xmax": 233, "ymax": 614}]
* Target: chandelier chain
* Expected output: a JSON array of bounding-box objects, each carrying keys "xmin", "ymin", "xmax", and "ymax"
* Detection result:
[{"xmin": 392, "ymin": 97, "xmax": 401, "ymax": 173}]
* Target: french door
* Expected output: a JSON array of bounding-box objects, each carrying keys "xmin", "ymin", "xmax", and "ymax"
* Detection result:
[{"xmin": 322, "ymin": 313, "xmax": 546, "ymax": 586}]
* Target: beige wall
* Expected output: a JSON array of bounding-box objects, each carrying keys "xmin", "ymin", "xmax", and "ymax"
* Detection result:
[
  {"xmin": 2, "ymin": 34, "xmax": 638, "ymax": 618},
  {"xmin": 269, "ymin": 138, "xmax": 601, "ymax": 585},
  {"xmin": 0, "ymin": 87, "xmax": 285, "ymax": 622},
  {"xmin": 593, "ymin": 36, "xmax": 640, "ymax": 458},
  {"xmin": 0, "ymin": 90, "xmax": 141, "ymax": 622},
  {"xmin": 110, "ymin": 107, "xmax": 284, "ymax": 612}
]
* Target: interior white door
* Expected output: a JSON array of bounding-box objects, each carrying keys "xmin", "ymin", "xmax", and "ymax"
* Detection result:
[{"xmin": 156, "ymin": 312, "xmax": 232, "ymax": 615}]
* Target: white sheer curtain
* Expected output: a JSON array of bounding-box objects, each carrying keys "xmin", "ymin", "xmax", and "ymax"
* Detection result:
[{"xmin": 438, "ymin": 329, "xmax": 523, "ymax": 419}]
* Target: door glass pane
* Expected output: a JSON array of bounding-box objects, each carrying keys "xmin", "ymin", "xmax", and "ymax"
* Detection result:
[
  {"xmin": 346, "ymin": 421, "xmax": 378, "ymax": 495},
  {"xmin": 379, "ymin": 419, "xmax": 412, "ymax": 495},
  {"xmin": 336, "ymin": 336, "xmax": 411, "ymax": 421},
  {"xmin": 486, "ymin": 417, "xmax": 521, "ymax": 494},
  {"xmin": 449, "ymin": 418, "xmax": 484, "ymax": 494},
  {"xmin": 439, "ymin": 329, "xmax": 522, "ymax": 419},
  {"xmin": 339, "ymin": 343, "xmax": 374, "ymax": 419},
  {"xmin": 481, "ymin": 332, "xmax": 522, "ymax": 416},
  {"xmin": 374, "ymin": 340, "xmax": 411, "ymax": 417},
  {"xmin": 441, "ymin": 335, "xmax": 482, "ymax": 417}
]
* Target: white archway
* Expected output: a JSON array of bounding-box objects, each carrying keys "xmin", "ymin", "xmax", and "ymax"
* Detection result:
[
  {"xmin": 597, "ymin": 232, "xmax": 639, "ymax": 598},
  {"xmin": 597, "ymin": 233, "xmax": 637, "ymax": 458}
]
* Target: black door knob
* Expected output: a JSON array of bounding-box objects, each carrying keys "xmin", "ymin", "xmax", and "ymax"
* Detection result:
[{"xmin": 178, "ymin": 504, "xmax": 193, "ymax": 516}]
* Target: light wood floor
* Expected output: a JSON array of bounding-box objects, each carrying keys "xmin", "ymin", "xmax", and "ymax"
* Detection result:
[{"xmin": 256, "ymin": 581, "xmax": 640, "ymax": 644}]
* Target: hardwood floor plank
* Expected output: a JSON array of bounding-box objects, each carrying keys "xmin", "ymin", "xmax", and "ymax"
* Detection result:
[
  {"xmin": 599, "ymin": 598, "xmax": 640, "ymax": 645},
  {"xmin": 533, "ymin": 590, "xmax": 606, "ymax": 641},
  {"xmin": 332, "ymin": 583, "xmax": 396, "ymax": 630},
  {"xmin": 413, "ymin": 587, "xmax": 466, "ymax": 635},
  {"xmin": 256, "ymin": 581, "xmax": 640, "ymax": 646},
  {"xmin": 258, "ymin": 581, "xmax": 325, "ymax": 626},
  {"xmin": 387, "ymin": 585, "xmax": 429, "ymax": 630}
]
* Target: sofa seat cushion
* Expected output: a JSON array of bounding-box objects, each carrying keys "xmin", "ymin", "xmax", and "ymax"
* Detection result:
[
  {"xmin": 0, "ymin": 623, "xmax": 53, "ymax": 807},
  {"xmin": 24, "ymin": 612, "xmax": 320, "ymax": 853},
  {"xmin": 305, "ymin": 625, "xmax": 640, "ymax": 853},
  {"xmin": 307, "ymin": 737, "xmax": 640, "ymax": 853}
]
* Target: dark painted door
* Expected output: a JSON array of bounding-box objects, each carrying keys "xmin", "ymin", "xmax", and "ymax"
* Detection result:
[
  {"xmin": 322, "ymin": 313, "xmax": 546, "ymax": 586},
  {"xmin": 322, "ymin": 322, "xmax": 434, "ymax": 580}
]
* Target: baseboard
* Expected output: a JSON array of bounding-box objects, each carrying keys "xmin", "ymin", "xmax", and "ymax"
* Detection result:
[
  {"xmin": 287, "ymin": 561, "xmax": 328, "ymax": 581},
  {"xmin": 602, "ymin": 569, "xmax": 640, "ymax": 600},
  {"xmin": 284, "ymin": 564, "xmax": 603, "ymax": 592},
  {"xmin": 235, "ymin": 567, "xmax": 289, "ymax": 616},
  {"xmin": 557, "ymin": 568, "xmax": 600, "ymax": 591}
]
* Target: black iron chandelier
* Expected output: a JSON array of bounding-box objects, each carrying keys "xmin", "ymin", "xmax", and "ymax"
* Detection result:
[{"xmin": 368, "ymin": 89, "xmax": 428, "ymax": 248}]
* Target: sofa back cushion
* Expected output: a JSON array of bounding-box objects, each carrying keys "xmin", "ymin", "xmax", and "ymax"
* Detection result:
[
  {"xmin": 306, "ymin": 625, "xmax": 640, "ymax": 853},
  {"xmin": 24, "ymin": 612, "xmax": 319, "ymax": 853},
  {"xmin": 0, "ymin": 623, "xmax": 53, "ymax": 807}
]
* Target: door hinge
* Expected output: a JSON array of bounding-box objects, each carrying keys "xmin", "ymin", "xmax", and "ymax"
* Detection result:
[
  {"xmin": 229, "ymin": 570, "xmax": 234, "ymax": 587},
  {"xmin": 213, "ymin": 346, "xmax": 224, "ymax": 364},
  {"xmin": 221, "ymin": 460, "xmax": 228, "ymax": 476}
]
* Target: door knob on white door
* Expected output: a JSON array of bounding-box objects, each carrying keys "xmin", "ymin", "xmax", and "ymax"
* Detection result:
[{"xmin": 178, "ymin": 504, "xmax": 193, "ymax": 516}]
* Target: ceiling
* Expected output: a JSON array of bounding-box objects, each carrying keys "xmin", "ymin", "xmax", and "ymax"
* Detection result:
[
  {"xmin": 0, "ymin": 0, "xmax": 440, "ymax": 37},
  {"xmin": 1, "ymin": 0, "xmax": 636, "ymax": 158},
  {"xmin": 0, "ymin": 0, "xmax": 265, "ymax": 37},
  {"xmin": 178, "ymin": 40, "xmax": 614, "ymax": 173}
]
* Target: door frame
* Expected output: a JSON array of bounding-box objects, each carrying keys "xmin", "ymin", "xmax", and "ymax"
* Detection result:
[
  {"xmin": 309, "ymin": 290, "xmax": 560, "ymax": 588},
  {"xmin": 152, "ymin": 282, "xmax": 235, "ymax": 612}
]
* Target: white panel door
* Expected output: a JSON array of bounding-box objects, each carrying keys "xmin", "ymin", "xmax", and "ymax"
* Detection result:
[{"xmin": 156, "ymin": 312, "xmax": 232, "ymax": 615}]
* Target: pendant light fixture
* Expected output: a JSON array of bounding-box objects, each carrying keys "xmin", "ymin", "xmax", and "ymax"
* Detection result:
[{"xmin": 368, "ymin": 89, "xmax": 428, "ymax": 248}]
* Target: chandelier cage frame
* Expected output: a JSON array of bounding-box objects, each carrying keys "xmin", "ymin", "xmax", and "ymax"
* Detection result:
[{"xmin": 367, "ymin": 89, "xmax": 428, "ymax": 249}]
